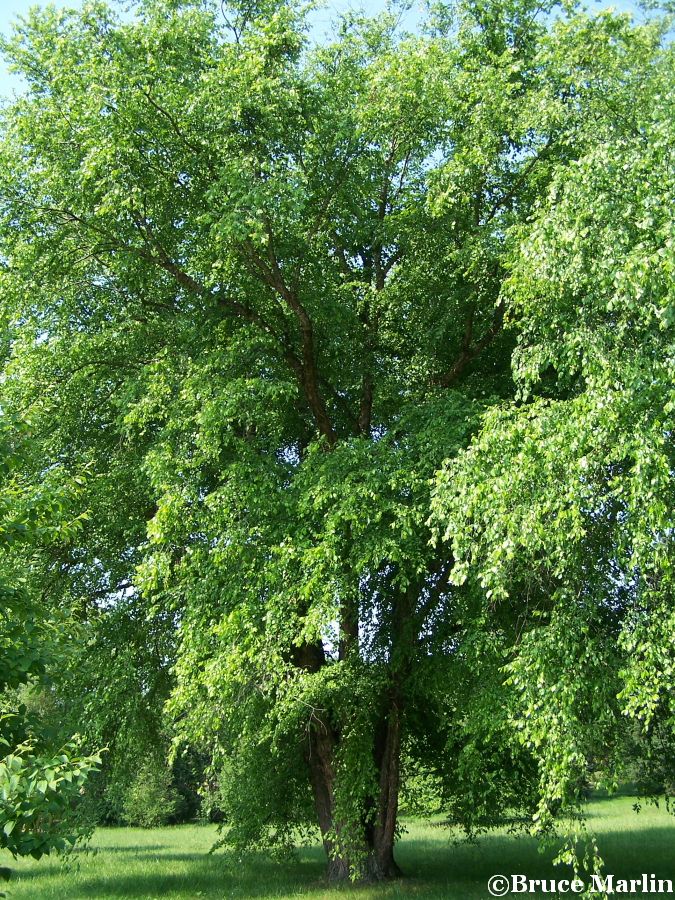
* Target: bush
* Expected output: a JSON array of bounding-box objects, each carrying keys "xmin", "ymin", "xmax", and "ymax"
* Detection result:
[{"xmin": 121, "ymin": 761, "xmax": 177, "ymax": 828}]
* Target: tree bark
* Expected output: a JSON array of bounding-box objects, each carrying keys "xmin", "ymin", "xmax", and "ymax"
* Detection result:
[
  {"xmin": 370, "ymin": 702, "xmax": 402, "ymax": 878},
  {"xmin": 305, "ymin": 697, "xmax": 403, "ymax": 883}
]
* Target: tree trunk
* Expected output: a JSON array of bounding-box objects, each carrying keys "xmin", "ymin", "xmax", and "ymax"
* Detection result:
[
  {"xmin": 306, "ymin": 700, "xmax": 403, "ymax": 883},
  {"xmin": 370, "ymin": 700, "xmax": 403, "ymax": 878}
]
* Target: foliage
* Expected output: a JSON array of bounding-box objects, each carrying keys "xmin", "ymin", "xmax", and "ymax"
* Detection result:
[
  {"xmin": 0, "ymin": 742, "xmax": 99, "ymax": 859},
  {"xmin": 0, "ymin": 417, "xmax": 101, "ymax": 859},
  {"xmin": 120, "ymin": 759, "xmax": 178, "ymax": 829},
  {"xmin": 49, "ymin": 593, "xmax": 177, "ymax": 826},
  {"xmin": 430, "ymin": 27, "xmax": 675, "ymax": 825}
]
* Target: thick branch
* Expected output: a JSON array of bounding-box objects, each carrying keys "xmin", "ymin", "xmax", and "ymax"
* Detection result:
[
  {"xmin": 245, "ymin": 228, "xmax": 338, "ymax": 445},
  {"xmin": 437, "ymin": 300, "xmax": 504, "ymax": 388},
  {"xmin": 126, "ymin": 211, "xmax": 311, "ymax": 379}
]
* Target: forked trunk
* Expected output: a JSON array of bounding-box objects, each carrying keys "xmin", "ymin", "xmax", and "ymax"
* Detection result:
[{"xmin": 307, "ymin": 701, "xmax": 403, "ymax": 883}]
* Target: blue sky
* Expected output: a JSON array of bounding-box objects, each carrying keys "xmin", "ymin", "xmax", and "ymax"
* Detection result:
[{"xmin": 0, "ymin": 0, "xmax": 643, "ymax": 100}]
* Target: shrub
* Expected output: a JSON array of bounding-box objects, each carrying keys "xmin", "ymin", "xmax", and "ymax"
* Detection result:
[{"xmin": 121, "ymin": 761, "xmax": 177, "ymax": 828}]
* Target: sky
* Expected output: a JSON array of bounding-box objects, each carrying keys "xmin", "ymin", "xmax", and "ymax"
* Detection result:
[{"xmin": 0, "ymin": 0, "xmax": 645, "ymax": 99}]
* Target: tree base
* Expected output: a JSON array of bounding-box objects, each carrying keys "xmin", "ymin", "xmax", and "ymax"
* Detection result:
[{"xmin": 327, "ymin": 853, "xmax": 402, "ymax": 884}]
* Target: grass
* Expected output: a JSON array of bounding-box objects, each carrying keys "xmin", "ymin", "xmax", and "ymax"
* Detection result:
[{"xmin": 2, "ymin": 797, "xmax": 674, "ymax": 899}]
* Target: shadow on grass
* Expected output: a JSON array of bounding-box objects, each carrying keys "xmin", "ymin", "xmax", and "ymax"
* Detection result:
[
  {"xmin": 11, "ymin": 853, "xmax": 324, "ymax": 898},
  {"xmin": 10, "ymin": 825, "xmax": 675, "ymax": 899},
  {"xmin": 399, "ymin": 827, "xmax": 674, "ymax": 900},
  {"xmin": 598, "ymin": 826, "xmax": 675, "ymax": 875},
  {"xmin": 78, "ymin": 844, "xmax": 169, "ymax": 854}
]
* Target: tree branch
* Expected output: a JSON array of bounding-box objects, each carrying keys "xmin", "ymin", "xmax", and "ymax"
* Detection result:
[
  {"xmin": 437, "ymin": 300, "xmax": 504, "ymax": 388},
  {"xmin": 137, "ymin": 86, "xmax": 204, "ymax": 156},
  {"xmin": 244, "ymin": 225, "xmax": 338, "ymax": 445}
]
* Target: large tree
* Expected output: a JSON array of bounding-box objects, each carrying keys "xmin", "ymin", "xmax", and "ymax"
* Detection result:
[{"xmin": 0, "ymin": 0, "xmax": 670, "ymax": 881}]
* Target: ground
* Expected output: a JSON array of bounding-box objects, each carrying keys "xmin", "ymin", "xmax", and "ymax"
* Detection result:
[{"xmin": 2, "ymin": 797, "xmax": 673, "ymax": 899}]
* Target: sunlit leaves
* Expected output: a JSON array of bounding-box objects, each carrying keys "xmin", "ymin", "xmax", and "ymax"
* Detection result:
[{"xmin": 431, "ymin": 30, "xmax": 675, "ymax": 822}]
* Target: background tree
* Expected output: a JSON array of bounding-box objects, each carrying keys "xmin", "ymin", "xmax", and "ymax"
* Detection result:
[{"xmin": 0, "ymin": 0, "xmax": 670, "ymax": 883}]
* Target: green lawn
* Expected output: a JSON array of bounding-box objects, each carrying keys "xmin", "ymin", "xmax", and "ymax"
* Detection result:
[{"xmin": 2, "ymin": 797, "xmax": 673, "ymax": 899}]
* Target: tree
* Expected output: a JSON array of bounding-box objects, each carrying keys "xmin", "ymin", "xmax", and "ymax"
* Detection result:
[
  {"xmin": 0, "ymin": 415, "xmax": 100, "ymax": 862},
  {"xmin": 0, "ymin": 0, "xmax": 669, "ymax": 882}
]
